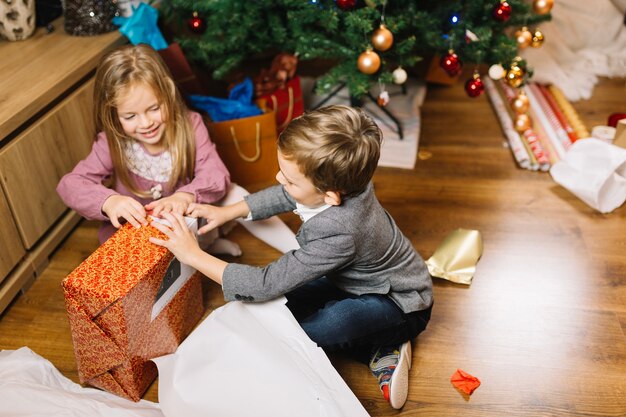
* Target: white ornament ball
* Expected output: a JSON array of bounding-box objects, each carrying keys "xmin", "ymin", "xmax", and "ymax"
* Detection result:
[
  {"xmin": 488, "ymin": 64, "xmax": 506, "ymax": 80},
  {"xmin": 392, "ymin": 67, "xmax": 408, "ymax": 84}
]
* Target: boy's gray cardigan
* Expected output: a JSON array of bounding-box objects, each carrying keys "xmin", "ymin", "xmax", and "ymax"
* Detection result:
[{"xmin": 222, "ymin": 183, "xmax": 433, "ymax": 314}]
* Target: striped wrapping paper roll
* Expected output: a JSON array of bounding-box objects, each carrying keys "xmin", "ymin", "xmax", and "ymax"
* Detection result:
[
  {"xmin": 522, "ymin": 129, "xmax": 550, "ymax": 171},
  {"xmin": 528, "ymin": 105, "xmax": 560, "ymax": 165},
  {"xmin": 499, "ymin": 81, "xmax": 551, "ymax": 169},
  {"xmin": 547, "ymin": 85, "xmax": 590, "ymax": 139},
  {"xmin": 484, "ymin": 77, "xmax": 534, "ymax": 170},
  {"xmin": 537, "ymin": 84, "xmax": 578, "ymax": 142},
  {"xmin": 528, "ymin": 83, "xmax": 573, "ymax": 152},
  {"xmin": 523, "ymin": 85, "xmax": 567, "ymax": 160}
]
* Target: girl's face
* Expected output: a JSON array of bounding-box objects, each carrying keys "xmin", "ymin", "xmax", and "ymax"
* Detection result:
[
  {"xmin": 276, "ymin": 151, "xmax": 328, "ymax": 208},
  {"xmin": 116, "ymin": 83, "xmax": 166, "ymax": 153}
]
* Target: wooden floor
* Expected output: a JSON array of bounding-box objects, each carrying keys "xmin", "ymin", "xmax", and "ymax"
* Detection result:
[{"xmin": 1, "ymin": 76, "xmax": 625, "ymax": 416}]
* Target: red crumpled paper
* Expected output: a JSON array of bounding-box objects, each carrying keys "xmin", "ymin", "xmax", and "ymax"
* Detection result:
[{"xmin": 450, "ymin": 369, "xmax": 481, "ymax": 395}]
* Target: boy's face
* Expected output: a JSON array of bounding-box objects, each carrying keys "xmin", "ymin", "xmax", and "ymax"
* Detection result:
[{"xmin": 276, "ymin": 151, "xmax": 329, "ymax": 208}]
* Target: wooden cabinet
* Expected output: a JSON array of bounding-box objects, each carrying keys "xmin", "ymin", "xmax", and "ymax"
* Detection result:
[
  {"xmin": 0, "ymin": 191, "xmax": 25, "ymax": 281},
  {"xmin": 0, "ymin": 80, "xmax": 95, "ymax": 248},
  {"xmin": 0, "ymin": 18, "xmax": 125, "ymax": 314}
]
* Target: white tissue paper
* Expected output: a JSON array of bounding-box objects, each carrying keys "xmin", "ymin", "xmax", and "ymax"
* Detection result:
[
  {"xmin": 0, "ymin": 347, "xmax": 163, "ymax": 417},
  {"xmin": 550, "ymin": 138, "xmax": 626, "ymax": 213},
  {"xmin": 153, "ymin": 297, "xmax": 369, "ymax": 417}
]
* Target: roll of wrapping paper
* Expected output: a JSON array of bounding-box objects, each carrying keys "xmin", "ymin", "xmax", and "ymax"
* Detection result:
[
  {"xmin": 484, "ymin": 77, "xmax": 533, "ymax": 170},
  {"xmin": 528, "ymin": 104, "xmax": 560, "ymax": 165},
  {"xmin": 426, "ymin": 229, "xmax": 484, "ymax": 285},
  {"xmin": 499, "ymin": 81, "xmax": 551, "ymax": 170},
  {"xmin": 523, "ymin": 129, "xmax": 550, "ymax": 171},
  {"xmin": 547, "ymin": 85, "xmax": 590, "ymax": 139},
  {"xmin": 528, "ymin": 83, "xmax": 573, "ymax": 152},
  {"xmin": 523, "ymin": 85, "xmax": 567, "ymax": 160},
  {"xmin": 537, "ymin": 84, "xmax": 578, "ymax": 142},
  {"xmin": 494, "ymin": 81, "xmax": 541, "ymax": 170},
  {"xmin": 520, "ymin": 132, "xmax": 540, "ymax": 171}
]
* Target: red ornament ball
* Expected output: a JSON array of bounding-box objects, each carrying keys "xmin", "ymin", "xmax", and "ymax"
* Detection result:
[
  {"xmin": 336, "ymin": 0, "xmax": 356, "ymax": 10},
  {"xmin": 465, "ymin": 75, "xmax": 485, "ymax": 98},
  {"xmin": 493, "ymin": 1, "xmax": 512, "ymax": 22},
  {"xmin": 188, "ymin": 12, "xmax": 206, "ymax": 34},
  {"xmin": 440, "ymin": 51, "xmax": 462, "ymax": 76}
]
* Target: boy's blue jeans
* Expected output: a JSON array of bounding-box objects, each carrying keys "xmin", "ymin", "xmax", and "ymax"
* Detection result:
[{"xmin": 285, "ymin": 277, "xmax": 432, "ymax": 364}]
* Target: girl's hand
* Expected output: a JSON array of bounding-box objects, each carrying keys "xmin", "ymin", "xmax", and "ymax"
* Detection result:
[
  {"xmin": 145, "ymin": 192, "xmax": 194, "ymax": 218},
  {"xmin": 149, "ymin": 211, "xmax": 203, "ymax": 268},
  {"xmin": 186, "ymin": 203, "xmax": 231, "ymax": 234},
  {"xmin": 102, "ymin": 195, "xmax": 148, "ymax": 229}
]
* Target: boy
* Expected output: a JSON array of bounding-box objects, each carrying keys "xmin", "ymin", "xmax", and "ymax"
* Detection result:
[{"xmin": 151, "ymin": 105, "xmax": 433, "ymax": 409}]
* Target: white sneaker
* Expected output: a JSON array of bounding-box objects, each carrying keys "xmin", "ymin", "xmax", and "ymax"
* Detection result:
[{"xmin": 369, "ymin": 340, "xmax": 412, "ymax": 409}]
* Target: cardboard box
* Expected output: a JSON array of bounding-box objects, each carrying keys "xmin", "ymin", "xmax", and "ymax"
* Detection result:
[
  {"xmin": 613, "ymin": 119, "xmax": 626, "ymax": 149},
  {"xmin": 62, "ymin": 219, "xmax": 204, "ymax": 401},
  {"xmin": 425, "ymin": 54, "xmax": 461, "ymax": 86}
]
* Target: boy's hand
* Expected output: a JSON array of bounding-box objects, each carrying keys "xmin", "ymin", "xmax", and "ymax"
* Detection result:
[
  {"xmin": 149, "ymin": 211, "xmax": 203, "ymax": 268},
  {"xmin": 186, "ymin": 199, "xmax": 252, "ymax": 235},
  {"xmin": 102, "ymin": 195, "xmax": 148, "ymax": 229},
  {"xmin": 145, "ymin": 192, "xmax": 194, "ymax": 218},
  {"xmin": 186, "ymin": 203, "xmax": 232, "ymax": 235}
]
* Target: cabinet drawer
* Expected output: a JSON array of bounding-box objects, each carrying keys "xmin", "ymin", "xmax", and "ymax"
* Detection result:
[
  {"xmin": 0, "ymin": 190, "xmax": 25, "ymax": 281},
  {"xmin": 0, "ymin": 79, "xmax": 95, "ymax": 249}
]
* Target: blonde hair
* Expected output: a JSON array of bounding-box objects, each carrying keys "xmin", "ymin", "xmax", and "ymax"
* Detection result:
[
  {"xmin": 93, "ymin": 44, "xmax": 195, "ymax": 198},
  {"xmin": 278, "ymin": 105, "xmax": 382, "ymax": 198}
]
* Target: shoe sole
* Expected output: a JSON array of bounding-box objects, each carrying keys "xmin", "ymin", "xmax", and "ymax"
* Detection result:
[{"xmin": 389, "ymin": 340, "xmax": 412, "ymax": 409}]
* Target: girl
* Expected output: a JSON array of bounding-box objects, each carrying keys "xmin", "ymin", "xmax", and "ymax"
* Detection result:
[
  {"xmin": 58, "ymin": 44, "xmax": 298, "ymax": 255},
  {"xmin": 57, "ymin": 44, "xmax": 232, "ymax": 247}
]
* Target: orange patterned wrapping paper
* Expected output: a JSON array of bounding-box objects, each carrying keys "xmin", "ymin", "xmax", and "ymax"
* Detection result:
[{"xmin": 62, "ymin": 222, "xmax": 204, "ymax": 401}]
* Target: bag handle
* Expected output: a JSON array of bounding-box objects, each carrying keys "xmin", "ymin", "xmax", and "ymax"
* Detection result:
[
  {"xmin": 229, "ymin": 123, "xmax": 261, "ymax": 162},
  {"xmin": 271, "ymin": 86, "xmax": 294, "ymax": 130}
]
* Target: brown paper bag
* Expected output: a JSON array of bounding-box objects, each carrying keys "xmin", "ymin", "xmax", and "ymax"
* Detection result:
[{"xmin": 205, "ymin": 109, "xmax": 278, "ymax": 186}]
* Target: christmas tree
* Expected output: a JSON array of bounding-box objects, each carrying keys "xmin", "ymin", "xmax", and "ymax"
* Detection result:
[{"xmin": 159, "ymin": 0, "xmax": 552, "ymax": 98}]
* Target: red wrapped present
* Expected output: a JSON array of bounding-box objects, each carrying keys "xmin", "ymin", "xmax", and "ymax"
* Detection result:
[
  {"xmin": 62, "ymin": 218, "xmax": 204, "ymax": 401},
  {"xmin": 158, "ymin": 43, "xmax": 205, "ymax": 96},
  {"xmin": 258, "ymin": 76, "xmax": 304, "ymax": 132}
]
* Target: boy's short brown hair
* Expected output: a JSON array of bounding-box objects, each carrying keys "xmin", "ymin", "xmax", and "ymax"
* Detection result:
[{"xmin": 278, "ymin": 105, "xmax": 382, "ymax": 198}]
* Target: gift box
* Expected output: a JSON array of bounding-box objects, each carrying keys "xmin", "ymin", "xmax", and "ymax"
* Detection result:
[
  {"xmin": 258, "ymin": 76, "xmax": 304, "ymax": 132},
  {"xmin": 62, "ymin": 218, "xmax": 204, "ymax": 401}
]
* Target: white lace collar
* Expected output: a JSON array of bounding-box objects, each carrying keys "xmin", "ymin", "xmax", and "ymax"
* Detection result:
[{"xmin": 123, "ymin": 140, "xmax": 172, "ymax": 183}]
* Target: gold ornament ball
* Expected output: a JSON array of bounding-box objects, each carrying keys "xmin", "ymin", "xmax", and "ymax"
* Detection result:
[
  {"xmin": 506, "ymin": 65, "xmax": 524, "ymax": 88},
  {"xmin": 372, "ymin": 24, "xmax": 394, "ymax": 52},
  {"xmin": 357, "ymin": 49, "xmax": 381, "ymax": 74},
  {"xmin": 514, "ymin": 114, "xmax": 532, "ymax": 133},
  {"xmin": 512, "ymin": 92, "xmax": 530, "ymax": 114},
  {"xmin": 533, "ymin": 0, "xmax": 554, "ymax": 15},
  {"xmin": 515, "ymin": 27, "xmax": 533, "ymax": 48},
  {"xmin": 531, "ymin": 29, "xmax": 545, "ymax": 47}
]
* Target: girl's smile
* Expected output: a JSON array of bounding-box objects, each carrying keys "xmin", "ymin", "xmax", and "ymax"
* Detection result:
[{"xmin": 117, "ymin": 83, "xmax": 166, "ymax": 153}]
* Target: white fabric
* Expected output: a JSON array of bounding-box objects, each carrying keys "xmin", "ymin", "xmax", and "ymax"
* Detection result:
[
  {"xmin": 227, "ymin": 184, "xmax": 301, "ymax": 253},
  {"xmin": 521, "ymin": 0, "xmax": 626, "ymax": 101},
  {"xmin": 550, "ymin": 138, "xmax": 626, "ymax": 213},
  {"xmin": 0, "ymin": 347, "xmax": 163, "ymax": 417},
  {"xmin": 294, "ymin": 202, "xmax": 331, "ymax": 223},
  {"xmin": 153, "ymin": 297, "xmax": 369, "ymax": 417}
]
